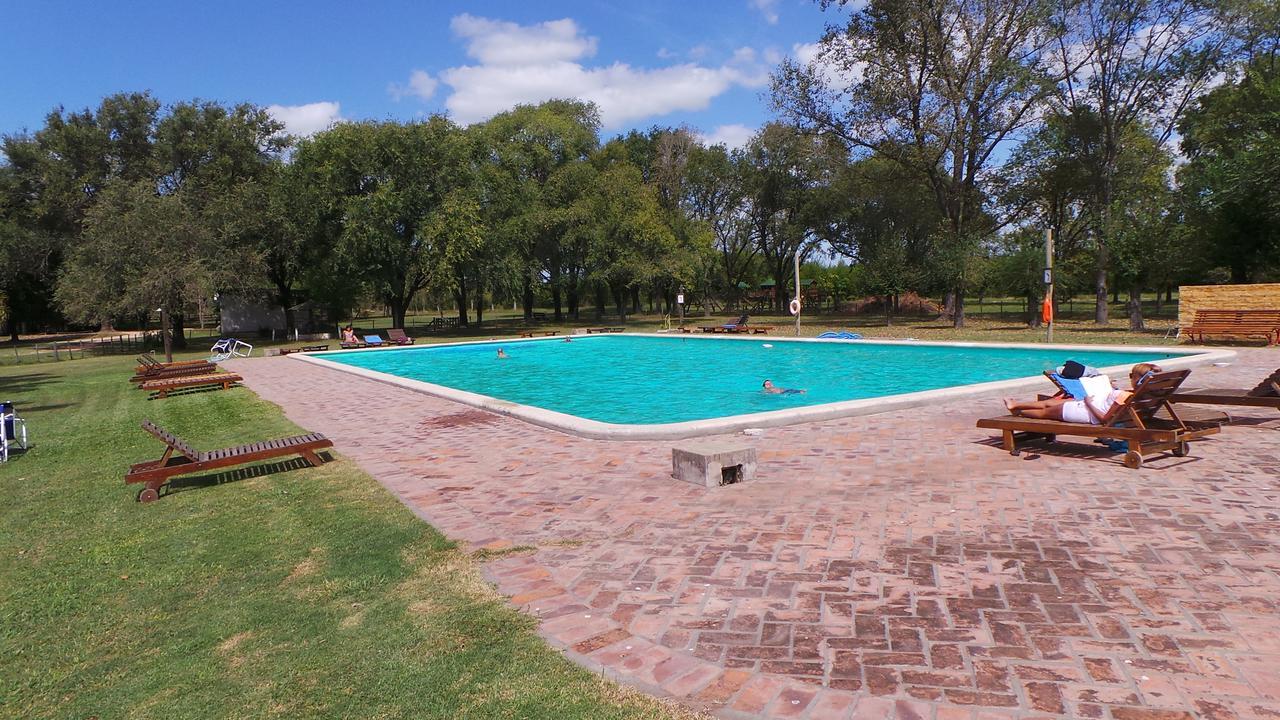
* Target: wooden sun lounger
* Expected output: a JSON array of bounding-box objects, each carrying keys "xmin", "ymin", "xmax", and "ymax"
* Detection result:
[
  {"xmin": 586, "ymin": 327, "xmax": 624, "ymax": 334},
  {"xmin": 279, "ymin": 344, "xmax": 331, "ymax": 355},
  {"xmin": 976, "ymin": 369, "xmax": 1219, "ymax": 469},
  {"xmin": 130, "ymin": 361, "xmax": 217, "ymax": 383},
  {"xmin": 387, "ymin": 328, "xmax": 415, "ymax": 345},
  {"xmin": 125, "ymin": 420, "xmax": 334, "ymax": 502},
  {"xmin": 1171, "ymin": 368, "xmax": 1280, "ymax": 411},
  {"xmin": 135, "ymin": 355, "xmax": 214, "ymax": 372},
  {"xmin": 140, "ymin": 372, "xmax": 242, "ymax": 399},
  {"xmin": 518, "ymin": 330, "xmax": 559, "ymax": 337}
]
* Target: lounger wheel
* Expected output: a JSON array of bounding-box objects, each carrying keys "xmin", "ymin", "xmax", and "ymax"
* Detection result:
[
  {"xmin": 1123, "ymin": 451, "xmax": 1143, "ymax": 470},
  {"xmin": 1172, "ymin": 441, "xmax": 1189, "ymax": 458},
  {"xmin": 137, "ymin": 487, "xmax": 160, "ymax": 503}
]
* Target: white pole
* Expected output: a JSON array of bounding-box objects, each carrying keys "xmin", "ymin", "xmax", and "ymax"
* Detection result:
[{"xmin": 793, "ymin": 250, "xmax": 802, "ymax": 337}]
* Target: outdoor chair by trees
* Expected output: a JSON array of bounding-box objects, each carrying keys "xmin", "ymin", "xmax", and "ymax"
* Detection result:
[
  {"xmin": 210, "ymin": 338, "xmax": 254, "ymax": 362},
  {"xmin": 140, "ymin": 372, "xmax": 243, "ymax": 399},
  {"xmin": 387, "ymin": 328, "xmax": 415, "ymax": 345},
  {"xmin": 702, "ymin": 315, "xmax": 749, "ymax": 333},
  {"xmin": 1, "ymin": 401, "xmax": 28, "ymax": 462},
  {"xmin": 976, "ymin": 370, "xmax": 1219, "ymax": 469},
  {"xmin": 1171, "ymin": 368, "xmax": 1280, "ymax": 412},
  {"xmin": 125, "ymin": 420, "xmax": 334, "ymax": 502}
]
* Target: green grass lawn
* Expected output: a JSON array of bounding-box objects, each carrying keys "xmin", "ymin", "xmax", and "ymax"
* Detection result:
[{"xmin": 0, "ymin": 355, "xmax": 703, "ymax": 720}]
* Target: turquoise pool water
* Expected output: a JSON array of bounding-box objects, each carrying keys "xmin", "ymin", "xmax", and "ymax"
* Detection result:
[{"xmin": 320, "ymin": 336, "xmax": 1192, "ymax": 425}]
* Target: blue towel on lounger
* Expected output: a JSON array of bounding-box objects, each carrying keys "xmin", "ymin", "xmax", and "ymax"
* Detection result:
[
  {"xmin": 1049, "ymin": 373, "xmax": 1087, "ymax": 400},
  {"xmin": 363, "ymin": 335, "xmax": 385, "ymax": 346}
]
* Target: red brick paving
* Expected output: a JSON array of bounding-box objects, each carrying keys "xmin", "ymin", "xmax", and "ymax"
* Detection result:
[{"xmin": 226, "ymin": 348, "xmax": 1280, "ymax": 719}]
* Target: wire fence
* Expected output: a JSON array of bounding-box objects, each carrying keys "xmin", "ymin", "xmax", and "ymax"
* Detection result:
[{"xmin": 3, "ymin": 332, "xmax": 163, "ymax": 366}]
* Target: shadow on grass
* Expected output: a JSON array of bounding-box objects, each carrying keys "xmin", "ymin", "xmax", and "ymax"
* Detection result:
[
  {"xmin": 1, "ymin": 372, "xmax": 57, "ymax": 395},
  {"xmin": 161, "ymin": 451, "xmax": 336, "ymax": 498},
  {"xmin": 146, "ymin": 384, "xmax": 240, "ymax": 400}
]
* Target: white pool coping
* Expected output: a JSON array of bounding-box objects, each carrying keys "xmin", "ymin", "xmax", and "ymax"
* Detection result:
[{"xmin": 291, "ymin": 334, "xmax": 1236, "ymax": 440}]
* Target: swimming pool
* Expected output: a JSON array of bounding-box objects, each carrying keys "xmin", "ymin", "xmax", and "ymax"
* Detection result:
[{"xmin": 299, "ymin": 335, "xmax": 1229, "ymax": 439}]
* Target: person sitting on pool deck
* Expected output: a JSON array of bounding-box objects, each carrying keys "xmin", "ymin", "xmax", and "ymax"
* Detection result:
[
  {"xmin": 1003, "ymin": 363, "xmax": 1160, "ymax": 424},
  {"xmin": 762, "ymin": 380, "xmax": 805, "ymax": 395},
  {"xmin": 497, "ymin": 348, "xmax": 508, "ymax": 359},
  {"xmin": 341, "ymin": 325, "xmax": 359, "ymax": 344}
]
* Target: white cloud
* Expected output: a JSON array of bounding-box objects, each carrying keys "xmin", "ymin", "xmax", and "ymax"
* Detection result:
[
  {"xmin": 267, "ymin": 101, "xmax": 342, "ymax": 137},
  {"xmin": 425, "ymin": 15, "xmax": 773, "ymax": 129},
  {"xmin": 389, "ymin": 70, "xmax": 439, "ymax": 101},
  {"xmin": 451, "ymin": 14, "xmax": 597, "ymax": 66},
  {"xmin": 750, "ymin": 0, "xmax": 780, "ymax": 25},
  {"xmin": 699, "ymin": 123, "xmax": 756, "ymax": 150}
]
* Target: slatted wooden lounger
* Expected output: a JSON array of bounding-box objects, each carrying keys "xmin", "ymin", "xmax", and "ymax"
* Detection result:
[
  {"xmin": 976, "ymin": 369, "xmax": 1219, "ymax": 469},
  {"xmin": 125, "ymin": 420, "xmax": 334, "ymax": 502},
  {"xmin": 387, "ymin": 328, "xmax": 415, "ymax": 345},
  {"xmin": 585, "ymin": 327, "xmax": 624, "ymax": 333},
  {"xmin": 140, "ymin": 372, "xmax": 243, "ymax": 399},
  {"xmin": 130, "ymin": 361, "xmax": 218, "ymax": 383},
  {"xmin": 1171, "ymin": 367, "xmax": 1280, "ymax": 411},
  {"xmin": 518, "ymin": 330, "xmax": 559, "ymax": 337},
  {"xmin": 135, "ymin": 355, "xmax": 215, "ymax": 373}
]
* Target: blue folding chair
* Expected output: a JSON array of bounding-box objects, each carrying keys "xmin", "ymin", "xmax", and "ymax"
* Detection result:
[{"xmin": 1, "ymin": 401, "xmax": 28, "ymax": 462}]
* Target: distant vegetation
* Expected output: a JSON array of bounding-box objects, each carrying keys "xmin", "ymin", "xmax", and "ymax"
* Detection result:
[{"xmin": 2, "ymin": 0, "xmax": 1277, "ymax": 346}]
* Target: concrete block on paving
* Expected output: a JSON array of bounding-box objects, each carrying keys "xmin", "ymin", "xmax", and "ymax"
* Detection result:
[{"xmin": 671, "ymin": 441, "xmax": 757, "ymax": 488}]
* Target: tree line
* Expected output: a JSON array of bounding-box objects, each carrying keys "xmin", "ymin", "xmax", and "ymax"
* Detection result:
[{"xmin": 2, "ymin": 0, "xmax": 1277, "ymax": 344}]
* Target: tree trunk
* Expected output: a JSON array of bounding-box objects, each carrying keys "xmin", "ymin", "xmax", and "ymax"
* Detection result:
[
  {"xmin": 521, "ymin": 273, "xmax": 534, "ymax": 322},
  {"xmin": 4, "ymin": 292, "xmax": 17, "ymax": 342},
  {"xmin": 952, "ymin": 289, "xmax": 965, "ymax": 328},
  {"xmin": 550, "ymin": 264, "xmax": 563, "ymax": 322},
  {"xmin": 1127, "ymin": 287, "xmax": 1144, "ymax": 331},
  {"xmin": 568, "ymin": 286, "xmax": 580, "ymax": 320},
  {"xmin": 276, "ymin": 283, "xmax": 296, "ymax": 335},
  {"xmin": 631, "ymin": 286, "xmax": 641, "ymax": 315},
  {"xmin": 473, "ymin": 275, "xmax": 485, "ymax": 326},
  {"xmin": 389, "ymin": 298, "xmax": 407, "ymax": 330},
  {"xmin": 454, "ymin": 273, "xmax": 470, "ymax": 327},
  {"xmin": 1094, "ymin": 244, "xmax": 1109, "ymax": 324},
  {"xmin": 1027, "ymin": 292, "xmax": 1042, "ymax": 328},
  {"xmin": 943, "ymin": 291, "xmax": 955, "ymax": 320},
  {"xmin": 594, "ymin": 284, "xmax": 607, "ymax": 320},
  {"xmin": 1165, "ymin": 286, "xmax": 1173, "ymax": 303},
  {"xmin": 613, "ymin": 285, "xmax": 626, "ymax": 322},
  {"xmin": 171, "ymin": 312, "xmax": 188, "ymax": 349}
]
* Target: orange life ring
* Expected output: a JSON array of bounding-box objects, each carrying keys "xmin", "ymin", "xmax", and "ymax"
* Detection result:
[
  {"xmin": 1041, "ymin": 298, "xmax": 1053, "ymax": 324},
  {"xmin": 789, "ymin": 298, "xmax": 802, "ymax": 316}
]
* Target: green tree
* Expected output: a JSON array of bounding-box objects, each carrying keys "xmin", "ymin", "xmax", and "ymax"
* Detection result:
[
  {"xmin": 297, "ymin": 119, "xmax": 479, "ymax": 329},
  {"xmin": 1052, "ymin": 0, "xmax": 1230, "ymax": 323},
  {"xmin": 477, "ymin": 100, "xmax": 600, "ymax": 321},
  {"xmin": 774, "ymin": 0, "xmax": 1062, "ymax": 326},
  {"xmin": 55, "ymin": 182, "xmax": 217, "ymax": 349},
  {"xmin": 1177, "ymin": 61, "xmax": 1280, "ymax": 283},
  {"xmin": 739, "ymin": 123, "xmax": 839, "ymax": 313}
]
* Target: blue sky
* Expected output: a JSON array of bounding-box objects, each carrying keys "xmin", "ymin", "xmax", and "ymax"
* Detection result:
[{"xmin": 2, "ymin": 0, "xmax": 843, "ymax": 148}]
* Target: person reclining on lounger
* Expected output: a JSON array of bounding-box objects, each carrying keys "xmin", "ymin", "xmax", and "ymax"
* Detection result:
[
  {"xmin": 1003, "ymin": 363, "xmax": 1160, "ymax": 424},
  {"xmin": 341, "ymin": 325, "xmax": 359, "ymax": 344}
]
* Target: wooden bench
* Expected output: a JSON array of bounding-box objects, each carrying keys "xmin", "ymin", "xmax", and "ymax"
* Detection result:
[
  {"xmin": 126, "ymin": 420, "xmax": 334, "ymax": 502},
  {"xmin": 1182, "ymin": 309, "xmax": 1280, "ymax": 345},
  {"xmin": 586, "ymin": 327, "xmax": 624, "ymax": 334},
  {"xmin": 518, "ymin": 330, "xmax": 559, "ymax": 338}
]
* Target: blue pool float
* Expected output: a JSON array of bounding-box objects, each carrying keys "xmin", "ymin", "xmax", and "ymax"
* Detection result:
[{"xmin": 817, "ymin": 331, "xmax": 863, "ymax": 340}]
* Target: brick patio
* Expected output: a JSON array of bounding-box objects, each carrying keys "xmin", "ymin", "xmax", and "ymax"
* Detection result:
[{"xmin": 225, "ymin": 347, "xmax": 1280, "ymax": 719}]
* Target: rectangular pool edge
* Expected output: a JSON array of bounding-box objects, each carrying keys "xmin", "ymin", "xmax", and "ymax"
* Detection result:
[{"xmin": 290, "ymin": 337, "xmax": 1235, "ymax": 440}]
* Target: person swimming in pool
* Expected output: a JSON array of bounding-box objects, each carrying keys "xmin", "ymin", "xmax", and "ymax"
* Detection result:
[
  {"xmin": 762, "ymin": 380, "xmax": 805, "ymax": 395},
  {"xmin": 496, "ymin": 348, "xmax": 508, "ymax": 359}
]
